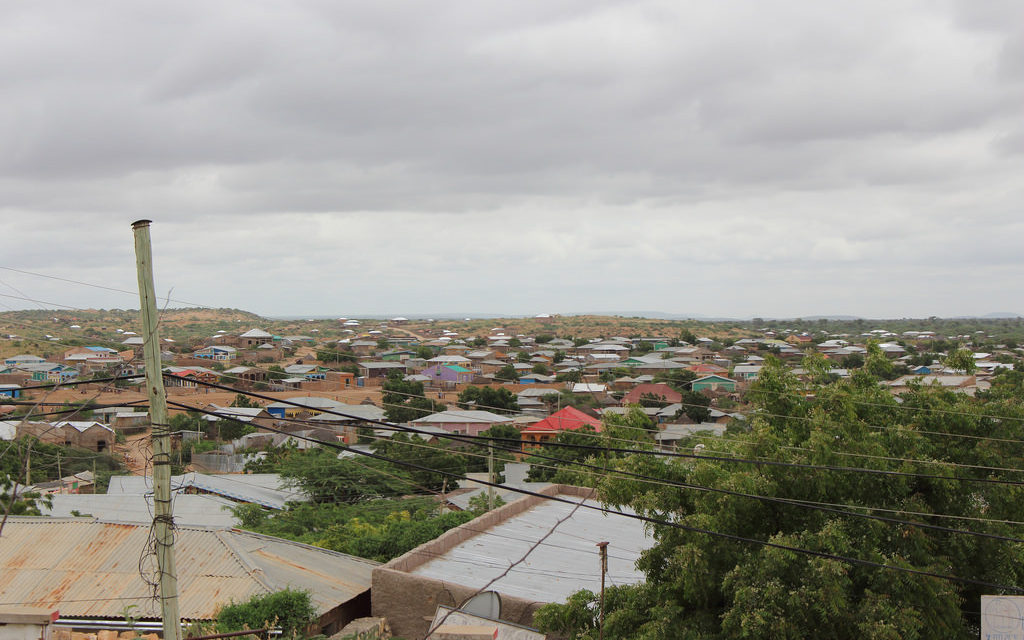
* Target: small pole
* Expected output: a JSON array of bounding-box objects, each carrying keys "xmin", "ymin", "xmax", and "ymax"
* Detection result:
[
  {"xmin": 56, "ymin": 453, "xmax": 62, "ymax": 493},
  {"xmin": 24, "ymin": 447, "xmax": 30, "ymax": 486},
  {"xmin": 596, "ymin": 541, "xmax": 609, "ymax": 640},
  {"xmin": 132, "ymin": 220, "xmax": 182, "ymax": 640},
  {"xmin": 487, "ymin": 442, "xmax": 495, "ymax": 510}
]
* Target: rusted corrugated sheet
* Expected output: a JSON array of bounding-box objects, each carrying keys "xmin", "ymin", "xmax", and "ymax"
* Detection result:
[{"xmin": 0, "ymin": 518, "xmax": 376, "ymax": 620}]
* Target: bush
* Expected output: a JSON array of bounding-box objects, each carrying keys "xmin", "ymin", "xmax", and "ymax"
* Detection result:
[{"xmin": 216, "ymin": 588, "xmax": 317, "ymax": 637}]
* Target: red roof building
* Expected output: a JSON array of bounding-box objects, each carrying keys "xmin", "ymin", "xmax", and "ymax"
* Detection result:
[
  {"xmin": 521, "ymin": 406, "xmax": 602, "ymax": 449},
  {"xmin": 687, "ymin": 363, "xmax": 729, "ymax": 376},
  {"xmin": 622, "ymin": 383, "xmax": 682, "ymax": 405}
]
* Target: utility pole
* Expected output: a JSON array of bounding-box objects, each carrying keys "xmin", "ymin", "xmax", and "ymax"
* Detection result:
[
  {"xmin": 24, "ymin": 447, "xmax": 30, "ymax": 486},
  {"xmin": 132, "ymin": 220, "xmax": 182, "ymax": 640},
  {"xmin": 596, "ymin": 541, "xmax": 609, "ymax": 640},
  {"xmin": 487, "ymin": 442, "xmax": 495, "ymax": 510},
  {"xmin": 56, "ymin": 453, "xmax": 61, "ymax": 494}
]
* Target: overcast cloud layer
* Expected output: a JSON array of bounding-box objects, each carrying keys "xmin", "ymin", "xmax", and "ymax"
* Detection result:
[{"xmin": 2, "ymin": 1, "xmax": 1023, "ymax": 319}]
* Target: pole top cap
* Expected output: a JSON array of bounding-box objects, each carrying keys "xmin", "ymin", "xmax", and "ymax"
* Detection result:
[{"xmin": 131, "ymin": 219, "xmax": 153, "ymax": 229}]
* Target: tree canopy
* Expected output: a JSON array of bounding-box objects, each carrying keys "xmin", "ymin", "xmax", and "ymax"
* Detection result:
[
  {"xmin": 457, "ymin": 386, "xmax": 520, "ymax": 413},
  {"xmin": 534, "ymin": 356, "xmax": 1024, "ymax": 639},
  {"xmin": 381, "ymin": 373, "xmax": 446, "ymax": 423}
]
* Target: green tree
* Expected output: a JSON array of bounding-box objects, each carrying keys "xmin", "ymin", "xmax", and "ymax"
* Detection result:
[
  {"xmin": 216, "ymin": 589, "xmax": 316, "ymax": 638},
  {"xmin": 943, "ymin": 348, "xmax": 977, "ymax": 374},
  {"xmin": 457, "ymin": 386, "xmax": 520, "ymax": 413},
  {"xmin": 415, "ymin": 345, "xmax": 435, "ymax": 359},
  {"xmin": 652, "ymin": 368, "xmax": 697, "ymax": 392},
  {"xmin": 675, "ymin": 390, "xmax": 711, "ymax": 423},
  {"xmin": 534, "ymin": 365, "xmax": 1024, "ymax": 639},
  {"xmin": 372, "ymin": 434, "xmax": 467, "ymax": 493},
  {"xmin": 840, "ymin": 352, "xmax": 865, "ymax": 369},
  {"xmin": 382, "ymin": 373, "xmax": 446, "ymax": 423},
  {"xmin": 280, "ymin": 448, "xmax": 413, "ymax": 503},
  {"xmin": 864, "ymin": 340, "xmax": 896, "ymax": 380},
  {"xmin": 229, "ymin": 394, "xmax": 260, "ymax": 408},
  {"xmin": 494, "ymin": 364, "xmax": 518, "ymax": 383}
]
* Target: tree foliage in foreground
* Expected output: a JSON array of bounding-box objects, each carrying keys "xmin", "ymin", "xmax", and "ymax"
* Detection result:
[
  {"xmin": 216, "ymin": 588, "xmax": 317, "ymax": 637},
  {"xmin": 535, "ymin": 357, "xmax": 1024, "ymax": 639},
  {"xmin": 233, "ymin": 496, "xmax": 477, "ymax": 563}
]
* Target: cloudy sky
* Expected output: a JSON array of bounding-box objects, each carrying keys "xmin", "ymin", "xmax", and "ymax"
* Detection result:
[{"xmin": 2, "ymin": 1, "xmax": 1022, "ymax": 319}]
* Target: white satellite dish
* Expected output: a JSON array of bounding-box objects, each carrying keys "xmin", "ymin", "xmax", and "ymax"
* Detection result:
[{"xmin": 460, "ymin": 591, "xmax": 502, "ymax": 620}]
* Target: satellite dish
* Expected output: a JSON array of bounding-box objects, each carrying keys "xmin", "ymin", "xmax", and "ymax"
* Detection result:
[{"xmin": 460, "ymin": 591, "xmax": 502, "ymax": 620}]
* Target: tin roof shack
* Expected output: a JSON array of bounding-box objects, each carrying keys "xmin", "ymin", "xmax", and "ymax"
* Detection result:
[
  {"xmin": 0, "ymin": 607, "xmax": 59, "ymax": 640},
  {"xmin": 17, "ymin": 421, "xmax": 114, "ymax": 453},
  {"xmin": 372, "ymin": 485, "xmax": 653, "ymax": 639},
  {"xmin": 0, "ymin": 518, "xmax": 377, "ymax": 637}
]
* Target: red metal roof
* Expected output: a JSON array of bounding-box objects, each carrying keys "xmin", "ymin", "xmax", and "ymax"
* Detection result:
[
  {"xmin": 623, "ymin": 383, "xmax": 682, "ymax": 405},
  {"xmin": 521, "ymin": 406, "xmax": 602, "ymax": 433}
]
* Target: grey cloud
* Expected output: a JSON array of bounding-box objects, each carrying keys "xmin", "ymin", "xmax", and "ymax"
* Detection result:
[{"xmin": 2, "ymin": 1, "xmax": 1023, "ymax": 317}]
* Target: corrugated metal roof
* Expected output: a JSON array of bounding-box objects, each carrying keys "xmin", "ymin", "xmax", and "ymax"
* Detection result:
[
  {"xmin": 43, "ymin": 494, "xmax": 238, "ymax": 527},
  {"xmin": 0, "ymin": 518, "xmax": 377, "ymax": 620},
  {"xmin": 106, "ymin": 473, "xmax": 306, "ymax": 510},
  {"xmin": 409, "ymin": 495, "xmax": 651, "ymax": 603}
]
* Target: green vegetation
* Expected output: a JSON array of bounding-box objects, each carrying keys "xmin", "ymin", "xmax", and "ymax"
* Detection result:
[
  {"xmin": 457, "ymin": 386, "xmax": 520, "ymax": 413},
  {"xmin": 533, "ymin": 358, "xmax": 1024, "ymax": 639},
  {"xmin": 216, "ymin": 588, "xmax": 317, "ymax": 637},
  {"xmin": 381, "ymin": 373, "xmax": 446, "ymax": 423}
]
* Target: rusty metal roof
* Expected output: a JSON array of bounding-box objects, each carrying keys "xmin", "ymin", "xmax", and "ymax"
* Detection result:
[{"xmin": 0, "ymin": 518, "xmax": 377, "ymax": 621}]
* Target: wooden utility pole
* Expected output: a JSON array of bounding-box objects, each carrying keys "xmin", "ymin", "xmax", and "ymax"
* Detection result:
[
  {"xmin": 596, "ymin": 541, "xmax": 609, "ymax": 640},
  {"xmin": 132, "ymin": 220, "xmax": 182, "ymax": 640},
  {"xmin": 487, "ymin": 442, "xmax": 496, "ymax": 510}
]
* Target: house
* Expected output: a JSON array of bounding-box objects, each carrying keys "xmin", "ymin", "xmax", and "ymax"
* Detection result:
[
  {"xmin": 731, "ymin": 364, "xmax": 763, "ymax": 381},
  {"xmin": 419, "ymin": 364, "xmax": 474, "ymax": 385},
  {"xmin": 20, "ymin": 362, "xmax": 79, "ymax": 383},
  {"xmin": 62, "ymin": 346, "xmax": 121, "ymax": 364},
  {"xmin": 0, "ymin": 518, "xmax": 376, "ymax": 636},
  {"xmin": 655, "ymin": 423, "xmax": 728, "ymax": 451},
  {"xmin": 381, "ymin": 349, "xmax": 416, "ymax": 362},
  {"xmin": 518, "ymin": 373, "xmax": 556, "ymax": 385},
  {"xmin": 266, "ymin": 396, "xmax": 349, "ymax": 419},
  {"xmin": 888, "ymin": 375, "xmax": 979, "ymax": 395},
  {"xmin": 284, "ymin": 364, "xmax": 328, "ymax": 381},
  {"xmin": 687, "ymin": 362, "xmax": 730, "ymax": 376},
  {"xmin": 222, "ymin": 365, "xmax": 268, "ymax": 385},
  {"xmin": 691, "ymin": 375, "xmax": 737, "ymax": 393},
  {"xmin": 0, "ymin": 383, "xmax": 21, "ymax": 398},
  {"xmin": 238, "ymin": 328, "xmax": 274, "ymax": 347},
  {"xmin": 357, "ymin": 361, "xmax": 408, "ymax": 382},
  {"xmin": 350, "ymin": 340, "xmax": 379, "ymax": 356},
  {"xmin": 372, "ymin": 484, "xmax": 652, "ymax": 639},
  {"xmin": 570, "ymin": 383, "xmax": 607, "ymax": 396},
  {"xmin": 3, "ymin": 355, "xmax": 45, "ymax": 367},
  {"xmin": 410, "ymin": 410, "xmax": 513, "ymax": 435},
  {"xmin": 202, "ymin": 404, "xmax": 275, "ymax": 431},
  {"xmin": 520, "ymin": 406, "xmax": 601, "ymax": 448},
  {"xmin": 18, "ymin": 420, "xmax": 115, "ymax": 452},
  {"xmin": 193, "ymin": 345, "xmax": 238, "ymax": 361},
  {"xmin": 622, "ymin": 383, "xmax": 682, "ymax": 405},
  {"xmin": 162, "ymin": 367, "xmax": 219, "ymax": 388},
  {"xmin": 308, "ymin": 404, "xmax": 387, "ymax": 443},
  {"xmin": 426, "ymin": 354, "xmax": 473, "ymax": 367}
]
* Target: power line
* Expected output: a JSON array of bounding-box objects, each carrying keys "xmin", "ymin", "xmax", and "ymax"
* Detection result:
[
  {"xmin": 175, "ymin": 374, "xmax": 1024, "ymax": 489},
  {"xmin": 166, "ymin": 401, "xmax": 1024, "ymax": 595}
]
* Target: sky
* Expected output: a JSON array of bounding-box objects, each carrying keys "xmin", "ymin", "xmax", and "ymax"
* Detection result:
[{"xmin": 2, "ymin": 1, "xmax": 1023, "ymax": 319}]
